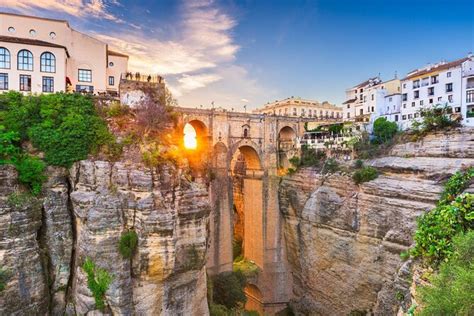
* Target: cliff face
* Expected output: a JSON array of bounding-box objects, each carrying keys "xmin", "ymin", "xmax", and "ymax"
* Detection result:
[
  {"xmin": 0, "ymin": 160, "xmax": 210, "ymax": 315},
  {"xmin": 279, "ymin": 129, "xmax": 474, "ymax": 315}
]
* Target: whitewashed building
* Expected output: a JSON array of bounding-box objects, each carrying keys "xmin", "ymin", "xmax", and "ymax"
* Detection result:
[
  {"xmin": 399, "ymin": 54, "xmax": 474, "ymax": 129},
  {"xmin": 461, "ymin": 56, "xmax": 474, "ymax": 127},
  {"xmin": 0, "ymin": 12, "xmax": 128, "ymax": 95}
]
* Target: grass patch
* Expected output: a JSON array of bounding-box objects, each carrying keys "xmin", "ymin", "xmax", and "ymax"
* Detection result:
[{"xmin": 118, "ymin": 230, "xmax": 138, "ymax": 259}]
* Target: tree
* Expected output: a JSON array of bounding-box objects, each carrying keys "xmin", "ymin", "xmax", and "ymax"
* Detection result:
[
  {"xmin": 212, "ymin": 271, "xmax": 247, "ymax": 309},
  {"xmin": 373, "ymin": 117, "xmax": 398, "ymax": 143}
]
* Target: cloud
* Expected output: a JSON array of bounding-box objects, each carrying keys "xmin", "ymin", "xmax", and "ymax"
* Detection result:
[
  {"xmin": 1, "ymin": 0, "xmax": 123, "ymax": 22},
  {"xmin": 240, "ymin": 98, "xmax": 249, "ymax": 103}
]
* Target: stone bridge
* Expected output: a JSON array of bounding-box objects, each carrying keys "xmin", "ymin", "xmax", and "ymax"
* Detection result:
[{"xmin": 174, "ymin": 107, "xmax": 322, "ymax": 314}]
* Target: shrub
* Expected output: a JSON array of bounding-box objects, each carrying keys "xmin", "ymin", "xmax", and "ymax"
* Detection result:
[
  {"xmin": 400, "ymin": 251, "xmax": 410, "ymax": 261},
  {"xmin": 0, "ymin": 126, "xmax": 20, "ymax": 163},
  {"xmin": 212, "ymin": 270, "xmax": 247, "ymax": 309},
  {"xmin": 411, "ymin": 104, "xmax": 460, "ymax": 135},
  {"xmin": 352, "ymin": 166, "xmax": 378, "ymax": 184},
  {"xmin": 233, "ymin": 237, "xmax": 243, "ymax": 260},
  {"xmin": 418, "ymin": 232, "xmax": 474, "ymax": 315},
  {"xmin": 322, "ymin": 158, "xmax": 339, "ymax": 174},
  {"xmin": 233, "ymin": 258, "xmax": 259, "ymax": 278},
  {"xmin": 373, "ymin": 117, "xmax": 398, "ymax": 143},
  {"xmin": 299, "ymin": 145, "xmax": 326, "ymax": 167},
  {"xmin": 411, "ymin": 193, "xmax": 473, "ymax": 265},
  {"xmin": 82, "ymin": 258, "xmax": 113, "ymax": 310},
  {"xmin": 118, "ymin": 230, "xmax": 138, "ymax": 259},
  {"xmin": 438, "ymin": 168, "xmax": 474, "ymax": 205},
  {"xmin": 106, "ymin": 102, "xmax": 129, "ymax": 117},
  {"xmin": 15, "ymin": 155, "xmax": 46, "ymax": 196},
  {"xmin": 353, "ymin": 159, "xmax": 364, "ymax": 169},
  {"xmin": 0, "ymin": 266, "xmax": 9, "ymax": 291}
]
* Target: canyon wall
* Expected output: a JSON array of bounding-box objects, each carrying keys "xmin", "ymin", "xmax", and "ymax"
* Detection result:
[
  {"xmin": 0, "ymin": 160, "xmax": 210, "ymax": 315},
  {"xmin": 279, "ymin": 128, "xmax": 474, "ymax": 315}
]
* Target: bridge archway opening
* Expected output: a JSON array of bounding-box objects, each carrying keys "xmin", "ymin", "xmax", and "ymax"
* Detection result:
[
  {"xmin": 183, "ymin": 119, "xmax": 209, "ymax": 174},
  {"xmin": 231, "ymin": 145, "xmax": 264, "ymax": 272},
  {"xmin": 278, "ymin": 126, "xmax": 297, "ymax": 169}
]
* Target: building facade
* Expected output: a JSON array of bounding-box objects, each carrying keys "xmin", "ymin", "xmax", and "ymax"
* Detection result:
[
  {"xmin": 402, "ymin": 54, "xmax": 474, "ymax": 128},
  {"xmin": 254, "ymin": 97, "xmax": 342, "ymax": 120},
  {"xmin": 0, "ymin": 12, "xmax": 128, "ymax": 94}
]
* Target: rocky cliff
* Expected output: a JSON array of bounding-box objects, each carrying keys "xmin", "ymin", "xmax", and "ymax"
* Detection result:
[
  {"xmin": 279, "ymin": 128, "xmax": 474, "ymax": 315},
  {"xmin": 0, "ymin": 160, "xmax": 210, "ymax": 315}
]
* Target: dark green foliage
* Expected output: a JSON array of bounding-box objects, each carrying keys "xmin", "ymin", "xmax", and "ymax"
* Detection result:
[
  {"xmin": 0, "ymin": 126, "xmax": 20, "ymax": 163},
  {"xmin": 353, "ymin": 159, "xmax": 364, "ymax": 169},
  {"xmin": 209, "ymin": 303, "xmax": 230, "ymax": 316},
  {"xmin": 411, "ymin": 104, "xmax": 460, "ymax": 135},
  {"xmin": 352, "ymin": 166, "xmax": 378, "ymax": 184},
  {"xmin": 292, "ymin": 145, "xmax": 326, "ymax": 168},
  {"xmin": 412, "ymin": 193, "xmax": 473, "ymax": 265},
  {"xmin": 373, "ymin": 117, "xmax": 398, "ymax": 143},
  {"xmin": 118, "ymin": 230, "xmax": 138, "ymax": 259},
  {"xmin": 327, "ymin": 124, "xmax": 343, "ymax": 135},
  {"xmin": 15, "ymin": 155, "xmax": 46, "ymax": 196},
  {"xmin": 212, "ymin": 270, "xmax": 247, "ymax": 309},
  {"xmin": 0, "ymin": 92, "xmax": 116, "ymax": 168},
  {"xmin": 0, "ymin": 266, "xmax": 9, "ymax": 291},
  {"xmin": 82, "ymin": 258, "xmax": 113, "ymax": 310},
  {"xmin": 322, "ymin": 158, "xmax": 339, "ymax": 174},
  {"xmin": 418, "ymin": 232, "xmax": 474, "ymax": 315}
]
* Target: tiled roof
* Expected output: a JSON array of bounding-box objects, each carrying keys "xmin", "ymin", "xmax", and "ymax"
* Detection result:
[
  {"xmin": 353, "ymin": 77, "xmax": 380, "ymax": 89},
  {"xmin": 0, "ymin": 35, "xmax": 70, "ymax": 57},
  {"xmin": 403, "ymin": 57, "xmax": 469, "ymax": 80},
  {"xmin": 108, "ymin": 50, "xmax": 129, "ymax": 58},
  {"xmin": 343, "ymin": 98, "xmax": 356, "ymax": 104}
]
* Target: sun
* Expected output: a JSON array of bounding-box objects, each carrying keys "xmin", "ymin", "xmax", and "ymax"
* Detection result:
[{"xmin": 184, "ymin": 124, "xmax": 197, "ymax": 149}]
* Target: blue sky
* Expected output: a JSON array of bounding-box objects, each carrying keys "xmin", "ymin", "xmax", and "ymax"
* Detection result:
[{"xmin": 1, "ymin": 0, "xmax": 473, "ymax": 109}]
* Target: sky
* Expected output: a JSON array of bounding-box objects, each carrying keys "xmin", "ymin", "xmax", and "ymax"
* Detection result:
[{"xmin": 1, "ymin": 0, "xmax": 473, "ymax": 110}]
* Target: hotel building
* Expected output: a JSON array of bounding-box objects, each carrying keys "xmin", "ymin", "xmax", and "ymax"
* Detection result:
[
  {"xmin": 0, "ymin": 12, "xmax": 128, "ymax": 95},
  {"xmin": 254, "ymin": 97, "xmax": 342, "ymax": 120}
]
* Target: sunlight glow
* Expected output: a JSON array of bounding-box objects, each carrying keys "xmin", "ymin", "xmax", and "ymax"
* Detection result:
[{"xmin": 184, "ymin": 123, "xmax": 197, "ymax": 149}]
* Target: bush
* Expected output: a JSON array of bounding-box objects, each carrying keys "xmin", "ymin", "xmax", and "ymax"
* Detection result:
[
  {"xmin": 233, "ymin": 237, "xmax": 243, "ymax": 260},
  {"xmin": 439, "ymin": 168, "xmax": 474, "ymax": 205},
  {"xmin": 212, "ymin": 270, "xmax": 247, "ymax": 309},
  {"xmin": 411, "ymin": 193, "xmax": 473, "ymax": 265},
  {"xmin": 353, "ymin": 159, "xmax": 364, "ymax": 169},
  {"xmin": 352, "ymin": 166, "xmax": 378, "ymax": 184},
  {"xmin": 411, "ymin": 104, "xmax": 460, "ymax": 135},
  {"xmin": 118, "ymin": 230, "xmax": 138, "ymax": 259},
  {"xmin": 0, "ymin": 266, "xmax": 9, "ymax": 291},
  {"xmin": 0, "ymin": 126, "xmax": 20, "ymax": 163},
  {"xmin": 209, "ymin": 303, "xmax": 230, "ymax": 316},
  {"xmin": 233, "ymin": 258, "xmax": 259, "ymax": 278},
  {"xmin": 373, "ymin": 117, "xmax": 398, "ymax": 143},
  {"xmin": 82, "ymin": 258, "xmax": 113, "ymax": 310},
  {"xmin": 418, "ymin": 232, "xmax": 474, "ymax": 315},
  {"xmin": 15, "ymin": 155, "xmax": 46, "ymax": 196},
  {"xmin": 322, "ymin": 158, "xmax": 339, "ymax": 174}
]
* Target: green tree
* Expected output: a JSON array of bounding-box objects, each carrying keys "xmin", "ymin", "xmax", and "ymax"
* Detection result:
[
  {"xmin": 118, "ymin": 230, "xmax": 138, "ymax": 259},
  {"xmin": 212, "ymin": 271, "xmax": 247, "ymax": 309},
  {"xmin": 373, "ymin": 117, "xmax": 398, "ymax": 143}
]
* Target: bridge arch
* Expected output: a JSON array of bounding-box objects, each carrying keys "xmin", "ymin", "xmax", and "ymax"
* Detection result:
[{"xmin": 278, "ymin": 125, "xmax": 297, "ymax": 169}]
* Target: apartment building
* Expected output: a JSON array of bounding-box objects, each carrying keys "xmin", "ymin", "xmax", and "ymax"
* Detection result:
[
  {"xmin": 254, "ymin": 97, "xmax": 342, "ymax": 119},
  {"xmin": 0, "ymin": 12, "xmax": 128, "ymax": 94}
]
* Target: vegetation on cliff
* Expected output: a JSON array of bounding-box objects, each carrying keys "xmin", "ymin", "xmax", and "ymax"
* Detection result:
[
  {"xmin": 118, "ymin": 230, "xmax": 138, "ymax": 259},
  {"xmin": 82, "ymin": 258, "xmax": 113, "ymax": 311}
]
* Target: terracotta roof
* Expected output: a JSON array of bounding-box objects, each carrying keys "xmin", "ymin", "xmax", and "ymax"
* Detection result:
[
  {"xmin": 0, "ymin": 35, "xmax": 70, "ymax": 57},
  {"xmin": 108, "ymin": 50, "xmax": 129, "ymax": 58},
  {"xmin": 403, "ymin": 57, "xmax": 469, "ymax": 80},
  {"xmin": 343, "ymin": 98, "xmax": 356, "ymax": 104}
]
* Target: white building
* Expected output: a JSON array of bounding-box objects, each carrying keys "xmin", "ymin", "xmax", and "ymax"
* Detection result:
[
  {"xmin": 0, "ymin": 12, "xmax": 128, "ymax": 95},
  {"xmin": 399, "ymin": 55, "xmax": 474, "ymax": 129}
]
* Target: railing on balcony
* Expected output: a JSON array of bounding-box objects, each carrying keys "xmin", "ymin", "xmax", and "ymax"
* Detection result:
[
  {"xmin": 121, "ymin": 72, "xmax": 164, "ymax": 83},
  {"xmin": 467, "ymin": 111, "xmax": 474, "ymax": 118}
]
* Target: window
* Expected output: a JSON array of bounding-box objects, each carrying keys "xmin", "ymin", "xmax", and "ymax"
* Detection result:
[
  {"xmin": 76, "ymin": 85, "xmax": 94, "ymax": 93},
  {"xmin": 78, "ymin": 69, "xmax": 92, "ymax": 82},
  {"xmin": 363, "ymin": 96, "xmax": 366, "ymax": 102},
  {"xmin": 347, "ymin": 104, "xmax": 350, "ymax": 109},
  {"xmin": 17, "ymin": 50, "xmax": 33, "ymax": 71},
  {"xmin": 428, "ymin": 87, "xmax": 434, "ymax": 96},
  {"xmin": 8, "ymin": 27, "xmax": 15, "ymax": 33},
  {"xmin": 447, "ymin": 72, "xmax": 451, "ymax": 78},
  {"xmin": 395, "ymin": 115, "xmax": 399, "ymax": 122},
  {"xmin": 467, "ymin": 90, "xmax": 474, "ymax": 103},
  {"xmin": 108, "ymin": 76, "xmax": 115, "ymax": 86},
  {"xmin": 389, "ymin": 97, "xmax": 393, "ymax": 102},
  {"xmin": 402, "ymin": 115, "xmax": 407, "ymax": 120},
  {"xmin": 371, "ymin": 94, "xmax": 374, "ymax": 100},
  {"xmin": 359, "ymin": 109, "xmax": 363, "ymax": 115},
  {"xmin": 49, "ymin": 32, "xmax": 57, "ymax": 39},
  {"xmin": 0, "ymin": 73, "xmax": 8, "ymax": 90},
  {"xmin": 308, "ymin": 109, "xmax": 312, "ymax": 116},
  {"xmin": 359, "ymin": 94, "xmax": 363, "ymax": 100},
  {"xmin": 448, "ymin": 95, "xmax": 453, "ymax": 103},
  {"xmin": 412, "ymin": 102, "xmax": 415, "ymax": 107},
  {"xmin": 0, "ymin": 48, "xmax": 10, "ymax": 69},
  {"xmin": 414, "ymin": 113, "xmax": 419, "ymax": 118},
  {"xmin": 19, "ymin": 75, "xmax": 31, "ymax": 91},
  {"xmin": 431, "ymin": 75, "xmax": 439, "ymax": 84},
  {"xmin": 42, "ymin": 77, "xmax": 54, "ymax": 92},
  {"xmin": 29, "ymin": 29, "xmax": 36, "ymax": 36},
  {"xmin": 446, "ymin": 83, "xmax": 453, "ymax": 92},
  {"xmin": 347, "ymin": 113, "xmax": 350, "ymax": 118},
  {"xmin": 402, "ymin": 93, "xmax": 407, "ymax": 101},
  {"xmin": 420, "ymin": 100, "xmax": 424, "ymax": 105},
  {"xmin": 455, "ymin": 107, "xmax": 461, "ymax": 113},
  {"xmin": 279, "ymin": 109, "xmax": 282, "ymax": 115},
  {"xmin": 429, "ymin": 98, "xmax": 433, "ymax": 104},
  {"xmin": 438, "ymin": 97, "xmax": 442, "ymax": 101},
  {"xmin": 422, "ymin": 77, "xmax": 429, "ymax": 87},
  {"xmin": 40, "ymin": 52, "xmax": 56, "ymax": 73},
  {"xmin": 413, "ymin": 80, "xmax": 420, "ymax": 89},
  {"xmin": 403, "ymin": 83, "xmax": 406, "ymax": 89},
  {"xmin": 371, "ymin": 106, "xmax": 374, "ymax": 112},
  {"xmin": 293, "ymin": 108, "xmax": 297, "ymax": 115},
  {"xmin": 408, "ymin": 114, "xmax": 413, "ymax": 119},
  {"xmin": 414, "ymin": 90, "xmax": 419, "ymax": 99},
  {"xmin": 403, "ymin": 104, "xmax": 406, "ymax": 108}
]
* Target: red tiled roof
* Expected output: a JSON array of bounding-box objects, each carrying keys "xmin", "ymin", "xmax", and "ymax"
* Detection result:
[
  {"xmin": 403, "ymin": 57, "xmax": 469, "ymax": 80},
  {"xmin": 0, "ymin": 35, "xmax": 70, "ymax": 57}
]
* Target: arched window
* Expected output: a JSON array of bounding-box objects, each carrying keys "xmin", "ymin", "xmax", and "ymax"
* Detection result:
[
  {"xmin": 0, "ymin": 48, "xmax": 10, "ymax": 69},
  {"xmin": 17, "ymin": 50, "xmax": 33, "ymax": 71},
  {"xmin": 40, "ymin": 52, "xmax": 56, "ymax": 73}
]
